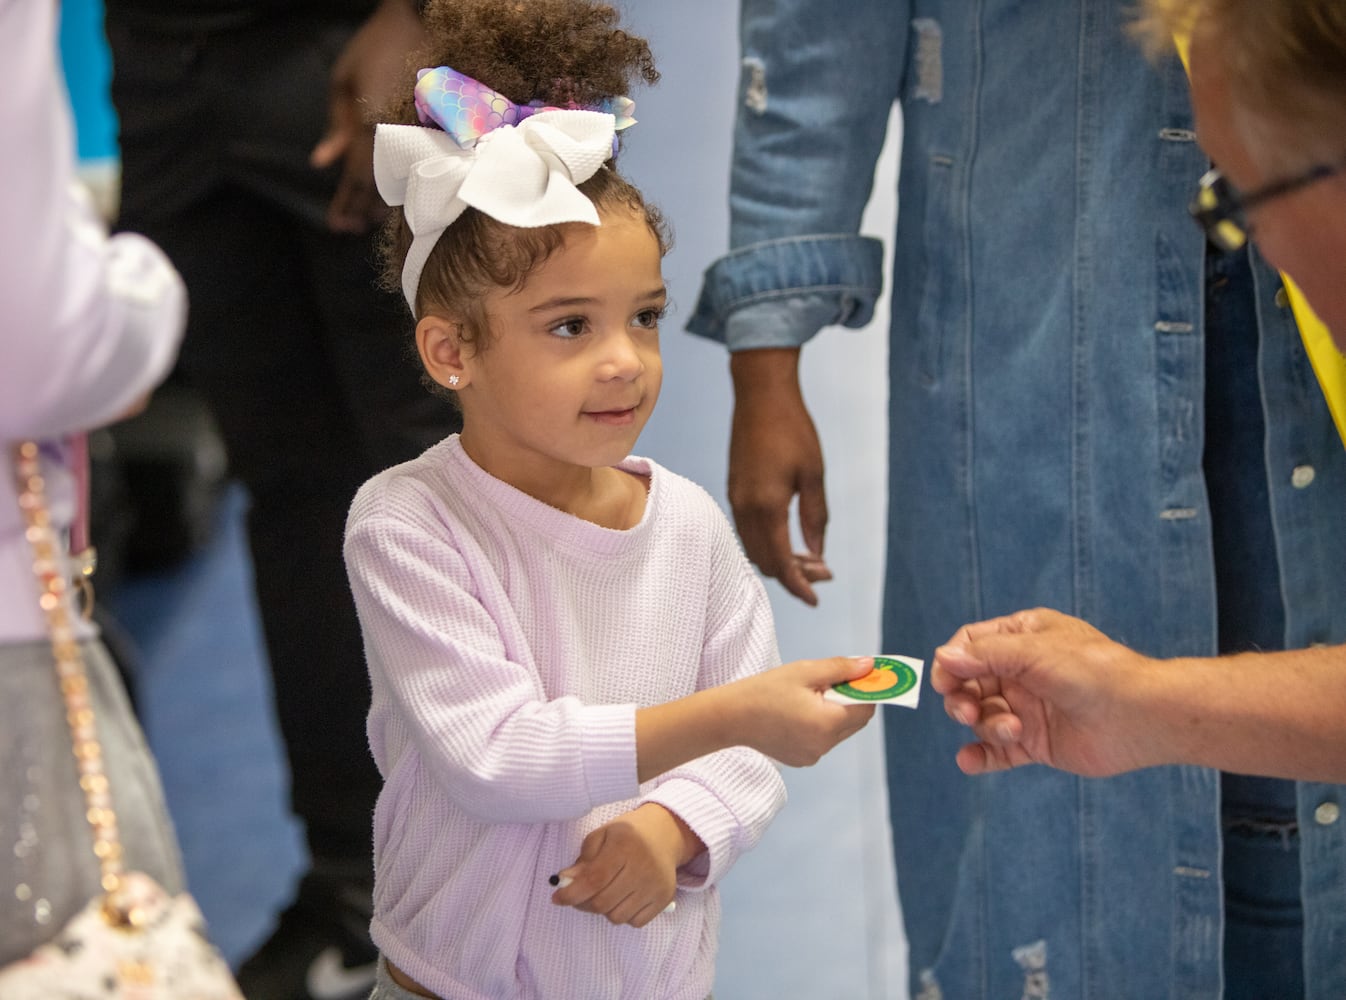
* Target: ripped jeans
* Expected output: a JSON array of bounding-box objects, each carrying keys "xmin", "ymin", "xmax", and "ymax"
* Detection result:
[
  {"xmin": 1222, "ymin": 793, "xmax": 1303, "ymax": 1000},
  {"xmin": 1206, "ymin": 243, "xmax": 1304, "ymax": 1000}
]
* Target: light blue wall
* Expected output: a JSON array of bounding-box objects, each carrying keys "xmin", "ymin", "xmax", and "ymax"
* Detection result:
[{"xmin": 619, "ymin": 3, "xmax": 909, "ymax": 997}]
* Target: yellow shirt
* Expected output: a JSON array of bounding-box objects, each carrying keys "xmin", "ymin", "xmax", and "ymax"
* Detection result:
[{"xmin": 1285, "ymin": 280, "xmax": 1346, "ymax": 447}]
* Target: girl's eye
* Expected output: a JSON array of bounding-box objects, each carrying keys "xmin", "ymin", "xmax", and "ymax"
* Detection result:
[
  {"xmin": 548, "ymin": 317, "xmax": 587, "ymax": 339},
  {"xmin": 633, "ymin": 306, "xmax": 667, "ymax": 330}
]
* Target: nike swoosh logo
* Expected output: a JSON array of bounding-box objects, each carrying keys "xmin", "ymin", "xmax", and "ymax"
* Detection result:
[{"xmin": 304, "ymin": 946, "xmax": 378, "ymax": 1000}]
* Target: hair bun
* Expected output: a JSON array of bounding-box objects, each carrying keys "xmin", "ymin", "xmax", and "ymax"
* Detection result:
[{"xmin": 415, "ymin": 0, "xmax": 658, "ymax": 113}]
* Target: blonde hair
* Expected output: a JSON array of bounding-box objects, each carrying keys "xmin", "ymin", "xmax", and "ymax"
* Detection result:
[{"xmin": 1134, "ymin": 0, "xmax": 1346, "ymax": 134}]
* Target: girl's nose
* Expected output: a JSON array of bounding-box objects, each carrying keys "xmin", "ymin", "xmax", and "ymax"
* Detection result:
[{"xmin": 598, "ymin": 331, "xmax": 645, "ymax": 381}]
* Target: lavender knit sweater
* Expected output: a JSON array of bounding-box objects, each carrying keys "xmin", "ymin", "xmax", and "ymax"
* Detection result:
[{"xmin": 344, "ymin": 435, "xmax": 785, "ymax": 999}]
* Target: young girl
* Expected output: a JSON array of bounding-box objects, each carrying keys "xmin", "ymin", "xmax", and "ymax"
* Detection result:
[{"xmin": 344, "ymin": 3, "xmax": 874, "ymax": 997}]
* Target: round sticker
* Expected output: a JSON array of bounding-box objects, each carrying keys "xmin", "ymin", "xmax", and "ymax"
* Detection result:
[{"xmin": 832, "ymin": 656, "xmax": 919, "ymax": 702}]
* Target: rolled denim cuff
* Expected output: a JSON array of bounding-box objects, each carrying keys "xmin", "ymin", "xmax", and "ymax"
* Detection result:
[
  {"xmin": 687, "ymin": 234, "xmax": 885, "ymax": 349},
  {"xmin": 719, "ymin": 297, "xmax": 845, "ymax": 352}
]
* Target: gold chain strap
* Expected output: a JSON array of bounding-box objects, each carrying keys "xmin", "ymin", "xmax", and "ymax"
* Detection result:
[{"xmin": 13, "ymin": 441, "xmax": 143, "ymax": 928}]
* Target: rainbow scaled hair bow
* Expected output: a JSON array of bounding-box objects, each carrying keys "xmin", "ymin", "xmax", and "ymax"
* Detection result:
[{"xmin": 413, "ymin": 65, "xmax": 636, "ymax": 147}]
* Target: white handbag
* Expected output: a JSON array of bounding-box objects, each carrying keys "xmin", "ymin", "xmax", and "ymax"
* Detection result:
[{"xmin": 0, "ymin": 441, "xmax": 244, "ymax": 1000}]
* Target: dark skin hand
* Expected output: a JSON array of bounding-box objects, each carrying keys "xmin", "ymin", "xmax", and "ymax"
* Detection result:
[
  {"xmin": 728, "ymin": 348, "xmax": 833, "ymax": 605},
  {"xmin": 311, "ymin": 0, "xmax": 425, "ymax": 233}
]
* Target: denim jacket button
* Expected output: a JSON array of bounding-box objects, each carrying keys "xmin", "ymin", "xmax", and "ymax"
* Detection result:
[
  {"xmin": 1291, "ymin": 465, "xmax": 1316, "ymax": 489},
  {"xmin": 1315, "ymin": 802, "xmax": 1341, "ymax": 826},
  {"xmin": 1275, "ymin": 286, "xmax": 1291, "ymax": 309}
]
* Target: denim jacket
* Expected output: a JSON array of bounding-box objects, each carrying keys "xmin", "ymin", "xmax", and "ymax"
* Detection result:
[{"xmin": 689, "ymin": 2, "xmax": 1346, "ymax": 997}]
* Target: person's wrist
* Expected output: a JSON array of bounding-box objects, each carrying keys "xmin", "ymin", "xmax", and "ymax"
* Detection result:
[
  {"xmin": 636, "ymin": 803, "xmax": 702, "ymax": 868},
  {"xmin": 729, "ymin": 347, "xmax": 802, "ymax": 401},
  {"xmin": 698, "ymin": 680, "xmax": 749, "ymax": 756},
  {"xmin": 1114, "ymin": 654, "xmax": 1184, "ymax": 771},
  {"xmin": 666, "ymin": 808, "xmax": 704, "ymax": 867}
]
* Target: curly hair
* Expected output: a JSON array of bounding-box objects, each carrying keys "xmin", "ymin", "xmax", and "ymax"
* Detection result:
[
  {"xmin": 375, "ymin": 0, "xmax": 669, "ymax": 377},
  {"xmin": 411, "ymin": 0, "xmax": 657, "ymax": 112}
]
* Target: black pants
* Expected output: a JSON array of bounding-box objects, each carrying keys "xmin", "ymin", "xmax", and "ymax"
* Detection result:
[{"xmin": 106, "ymin": 9, "xmax": 460, "ymax": 866}]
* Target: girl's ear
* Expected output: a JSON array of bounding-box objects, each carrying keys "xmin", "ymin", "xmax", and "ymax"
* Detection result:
[{"xmin": 416, "ymin": 313, "xmax": 470, "ymax": 391}]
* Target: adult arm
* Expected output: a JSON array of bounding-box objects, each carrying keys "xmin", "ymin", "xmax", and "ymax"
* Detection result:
[
  {"xmin": 0, "ymin": 0, "xmax": 184, "ymax": 440},
  {"xmin": 687, "ymin": 0, "xmax": 908, "ymax": 603},
  {"xmin": 932, "ymin": 607, "xmax": 1346, "ymax": 783}
]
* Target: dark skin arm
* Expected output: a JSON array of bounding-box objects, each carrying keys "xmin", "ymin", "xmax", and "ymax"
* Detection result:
[{"xmin": 311, "ymin": 0, "xmax": 425, "ymax": 233}]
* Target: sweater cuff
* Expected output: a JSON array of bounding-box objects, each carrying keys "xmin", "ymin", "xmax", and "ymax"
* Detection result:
[{"xmin": 643, "ymin": 778, "xmax": 743, "ymax": 889}]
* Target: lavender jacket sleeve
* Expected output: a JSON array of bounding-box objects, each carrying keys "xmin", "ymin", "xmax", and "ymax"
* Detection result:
[{"xmin": 0, "ymin": 0, "xmax": 184, "ymax": 441}]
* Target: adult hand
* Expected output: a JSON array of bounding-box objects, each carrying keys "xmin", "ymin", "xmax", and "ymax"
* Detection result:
[
  {"xmin": 931, "ymin": 608, "xmax": 1160, "ymax": 778},
  {"xmin": 728, "ymin": 348, "xmax": 832, "ymax": 605},
  {"xmin": 735, "ymin": 656, "xmax": 875, "ymax": 766},
  {"xmin": 311, "ymin": 0, "xmax": 424, "ymax": 233}
]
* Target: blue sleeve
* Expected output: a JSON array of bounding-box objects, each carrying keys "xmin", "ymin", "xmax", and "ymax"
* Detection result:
[{"xmin": 688, "ymin": 0, "xmax": 909, "ymax": 349}]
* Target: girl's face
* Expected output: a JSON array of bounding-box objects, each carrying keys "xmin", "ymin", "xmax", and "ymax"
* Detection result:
[{"xmin": 428, "ymin": 208, "xmax": 666, "ymax": 497}]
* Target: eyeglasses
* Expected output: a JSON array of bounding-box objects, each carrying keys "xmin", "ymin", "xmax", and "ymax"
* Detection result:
[{"xmin": 1190, "ymin": 159, "xmax": 1346, "ymax": 253}]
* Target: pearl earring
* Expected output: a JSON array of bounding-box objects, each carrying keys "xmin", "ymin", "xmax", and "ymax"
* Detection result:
[{"xmin": 448, "ymin": 375, "xmax": 460, "ymax": 387}]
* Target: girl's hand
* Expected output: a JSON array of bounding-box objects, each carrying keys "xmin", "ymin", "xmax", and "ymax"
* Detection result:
[
  {"xmin": 736, "ymin": 657, "xmax": 876, "ymax": 766},
  {"xmin": 551, "ymin": 804, "xmax": 700, "ymax": 928},
  {"xmin": 633, "ymin": 657, "xmax": 874, "ymax": 782},
  {"xmin": 312, "ymin": 0, "xmax": 424, "ymax": 233}
]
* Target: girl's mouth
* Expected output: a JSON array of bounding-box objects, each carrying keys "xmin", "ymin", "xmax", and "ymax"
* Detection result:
[{"xmin": 585, "ymin": 407, "xmax": 638, "ymax": 426}]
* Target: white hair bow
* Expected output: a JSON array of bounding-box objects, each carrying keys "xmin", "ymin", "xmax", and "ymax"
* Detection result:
[{"xmin": 373, "ymin": 110, "xmax": 617, "ymax": 312}]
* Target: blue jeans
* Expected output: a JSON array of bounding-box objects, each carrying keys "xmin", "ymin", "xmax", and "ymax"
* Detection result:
[
  {"xmin": 1222, "ymin": 813, "xmax": 1304, "ymax": 1000},
  {"xmin": 1204, "ymin": 243, "xmax": 1303, "ymax": 999}
]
